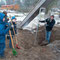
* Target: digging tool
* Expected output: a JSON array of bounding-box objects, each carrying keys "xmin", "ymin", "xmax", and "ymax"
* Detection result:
[
  {"xmin": 34, "ymin": 20, "xmax": 40, "ymax": 45},
  {"xmin": 11, "ymin": 21, "xmax": 20, "ymax": 49},
  {"xmin": 9, "ymin": 30, "xmax": 17, "ymax": 56}
]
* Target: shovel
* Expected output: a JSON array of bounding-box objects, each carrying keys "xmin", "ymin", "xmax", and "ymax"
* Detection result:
[{"xmin": 9, "ymin": 30, "xmax": 17, "ymax": 56}]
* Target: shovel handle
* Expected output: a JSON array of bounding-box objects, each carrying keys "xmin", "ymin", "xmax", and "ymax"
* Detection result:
[
  {"xmin": 11, "ymin": 21, "xmax": 18, "ymax": 44},
  {"xmin": 9, "ymin": 30, "xmax": 14, "ymax": 48},
  {"xmin": 13, "ymin": 28, "xmax": 18, "ymax": 44}
]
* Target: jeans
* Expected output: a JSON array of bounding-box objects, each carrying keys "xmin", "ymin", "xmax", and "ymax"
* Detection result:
[
  {"xmin": 46, "ymin": 31, "xmax": 51, "ymax": 43},
  {"xmin": 0, "ymin": 43, "xmax": 5, "ymax": 57},
  {"xmin": 9, "ymin": 36, "xmax": 13, "ymax": 48},
  {"xmin": 9, "ymin": 38, "xmax": 12, "ymax": 48}
]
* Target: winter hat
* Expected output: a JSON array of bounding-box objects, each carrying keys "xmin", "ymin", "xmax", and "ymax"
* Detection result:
[{"xmin": 11, "ymin": 16, "xmax": 16, "ymax": 20}]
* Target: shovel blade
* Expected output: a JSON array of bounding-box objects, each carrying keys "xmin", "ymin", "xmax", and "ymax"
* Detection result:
[
  {"xmin": 16, "ymin": 44, "xmax": 21, "ymax": 49},
  {"xmin": 12, "ymin": 49, "xmax": 17, "ymax": 56}
]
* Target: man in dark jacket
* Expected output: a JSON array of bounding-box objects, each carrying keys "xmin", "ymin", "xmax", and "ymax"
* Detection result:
[
  {"xmin": 0, "ymin": 13, "xmax": 10, "ymax": 58},
  {"xmin": 39, "ymin": 15, "xmax": 55, "ymax": 44}
]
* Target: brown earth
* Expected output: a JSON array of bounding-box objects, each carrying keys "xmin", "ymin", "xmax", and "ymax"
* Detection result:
[{"xmin": 0, "ymin": 26, "xmax": 60, "ymax": 60}]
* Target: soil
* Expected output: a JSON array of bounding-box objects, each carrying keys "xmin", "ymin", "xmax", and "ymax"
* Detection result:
[{"xmin": 0, "ymin": 26, "xmax": 60, "ymax": 60}]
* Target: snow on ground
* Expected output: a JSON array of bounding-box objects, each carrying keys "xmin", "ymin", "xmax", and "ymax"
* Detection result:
[
  {"xmin": 7, "ymin": 11, "xmax": 60, "ymax": 30},
  {"xmin": 7, "ymin": 12, "xmax": 28, "ymax": 21}
]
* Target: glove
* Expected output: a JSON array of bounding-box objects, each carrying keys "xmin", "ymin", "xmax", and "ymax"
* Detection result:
[{"xmin": 7, "ymin": 22, "xmax": 11, "ymax": 28}]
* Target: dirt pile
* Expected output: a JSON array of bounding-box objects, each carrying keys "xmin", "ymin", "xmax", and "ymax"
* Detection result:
[
  {"xmin": 17, "ymin": 30, "xmax": 35, "ymax": 49},
  {"xmin": 17, "ymin": 26, "xmax": 60, "ymax": 48},
  {"xmin": 36, "ymin": 26, "xmax": 60, "ymax": 45},
  {"xmin": 1, "ymin": 26, "xmax": 60, "ymax": 60}
]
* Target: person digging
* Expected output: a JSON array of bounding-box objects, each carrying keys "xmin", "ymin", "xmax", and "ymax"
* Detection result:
[
  {"xmin": 0, "ymin": 13, "xmax": 10, "ymax": 58},
  {"xmin": 9, "ymin": 16, "xmax": 20, "ymax": 49},
  {"xmin": 39, "ymin": 15, "xmax": 55, "ymax": 45}
]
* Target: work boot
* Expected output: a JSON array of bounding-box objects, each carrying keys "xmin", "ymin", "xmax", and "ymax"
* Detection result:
[
  {"xmin": 42, "ymin": 40, "xmax": 48, "ymax": 44},
  {"xmin": 41, "ymin": 40, "xmax": 49, "ymax": 46},
  {"xmin": 0, "ymin": 53, "xmax": 6, "ymax": 59},
  {"xmin": 0, "ymin": 55, "xmax": 6, "ymax": 59}
]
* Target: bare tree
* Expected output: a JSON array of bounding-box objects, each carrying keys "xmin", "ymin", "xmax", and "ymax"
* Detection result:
[{"xmin": 18, "ymin": 0, "xmax": 39, "ymax": 12}]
